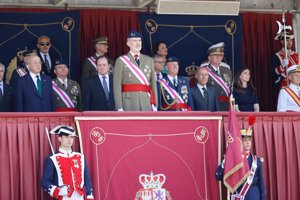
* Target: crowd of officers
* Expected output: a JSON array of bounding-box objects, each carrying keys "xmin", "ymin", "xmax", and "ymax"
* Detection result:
[{"xmin": 0, "ymin": 30, "xmax": 299, "ymax": 112}]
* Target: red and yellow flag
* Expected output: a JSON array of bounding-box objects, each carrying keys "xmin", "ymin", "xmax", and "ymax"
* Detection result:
[{"xmin": 223, "ymin": 104, "xmax": 249, "ymax": 193}]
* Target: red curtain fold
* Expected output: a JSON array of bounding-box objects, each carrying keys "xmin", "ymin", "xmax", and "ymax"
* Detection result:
[
  {"xmin": 241, "ymin": 13, "xmax": 293, "ymax": 111},
  {"xmin": 79, "ymin": 9, "xmax": 141, "ymax": 62}
]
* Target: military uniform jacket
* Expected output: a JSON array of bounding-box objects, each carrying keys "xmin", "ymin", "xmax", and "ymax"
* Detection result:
[
  {"xmin": 81, "ymin": 54, "xmax": 114, "ymax": 86},
  {"xmin": 160, "ymin": 75, "xmax": 194, "ymax": 111},
  {"xmin": 215, "ymin": 154, "xmax": 266, "ymax": 200},
  {"xmin": 206, "ymin": 64, "xmax": 232, "ymax": 111},
  {"xmin": 274, "ymin": 49, "xmax": 299, "ymax": 87},
  {"xmin": 41, "ymin": 148, "xmax": 94, "ymax": 200},
  {"xmin": 52, "ymin": 78, "xmax": 82, "ymax": 111},
  {"xmin": 113, "ymin": 53, "xmax": 157, "ymax": 111}
]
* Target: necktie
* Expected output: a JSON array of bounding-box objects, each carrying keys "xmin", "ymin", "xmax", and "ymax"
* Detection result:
[
  {"xmin": 202, "ymin": 87, "xmax": 208, "ymax": 107},
  {"xmin": 62, "ymin": 82, "xmax": 67, "ymax": 90},
  {"xmin": 102, "ymin": 76, "xmax": 109, "ymax": 100},
  {"xmin": 156, "ymin": 73, "xmax": 160, "ymax": 81},
  {"xmin": 36, "ymin": 75, "xmax": 42, "ymax": 96},
  {"xmin": 173, "ymin": 77, "xmax": 177, "ymax": 88},
  {"xmin": 134, "ymin": 54, "xmax": 140, "ymax": 66},
  {"xmin": 0, "ymin": 84, "xmax": 3, "ymax": 105},
  {"xmin": 44, "ymin": 54, "xmax": 51, "ymax": 73}
]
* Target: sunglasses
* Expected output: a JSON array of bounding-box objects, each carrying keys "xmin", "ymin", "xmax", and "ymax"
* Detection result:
[{"xmin": 39, "ymin": 42, "xmax": 50, "ymax": 46}]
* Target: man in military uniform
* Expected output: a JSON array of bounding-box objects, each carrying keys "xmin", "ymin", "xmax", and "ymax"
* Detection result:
[
  {"xmin": 52, "ymin": 59, "xmax": 82, "ymax": 112},
  {"xmin": 277, "ymin": 64, "xmax": 300, "ymax": 112},
  {"xmin": 113, "ymin": 31, "xmax": 157, "ymax": 111},
  {"xmin": 160, "ymin": 57, "xmax": 193, "ymax": 111},
  {"xmin": 215, "ymin": 122, "xmax": 267, "ymax": 200},
  {"xmin": 42, "ymin": 125, "xmax": 94, "ymax": 200},
  {"xmin": 205, "ymin": 42, "xmax": 232, "ymax": 111},
  {"xmin": 81, "ymin": 36, "xmax": 114, "ymax": 86},
  {"xmin": 273, "ymin": 31, "xmax": 299, "ymax": 88}
]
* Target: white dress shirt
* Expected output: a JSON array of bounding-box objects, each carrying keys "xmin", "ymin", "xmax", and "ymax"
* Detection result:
[
  {"xmin": 197, "ymin": 83, "xmax": 207, "ymax": 97},
  {"xmin": 30, "ymin": 72, "xmax": 41, "ymax": 90},
  {"xmin": 98, "ymin": 74, "xmax": 110, "ymax": 92}
]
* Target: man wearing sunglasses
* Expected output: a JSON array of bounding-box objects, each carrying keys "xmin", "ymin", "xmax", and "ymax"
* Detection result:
[{"xmin": 37, "ymin": 35, "xmax": 60, "ymax": 78}]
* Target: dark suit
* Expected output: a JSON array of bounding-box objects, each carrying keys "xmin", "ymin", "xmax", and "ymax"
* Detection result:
[
  {"xmin": 191, "ymin": 85, "xmax": 220, "ymax": 111},
  {"xmin": 16, "ymin": 73, "xmax": 54, "ymax": 112},
  {"xmin": 38, "ymin": 51, "xmax": 60, "ymax": 78},
  {"xmin": 0, "ymin": 83, "xmax": 13, "ymax": 112},
  {"xmin": 10, "ymin": 64, "xmax": 29, "ymax": 89},
  {"xmin": 83, "ymin": 74, "xmax": 115, "ymax": 111}
]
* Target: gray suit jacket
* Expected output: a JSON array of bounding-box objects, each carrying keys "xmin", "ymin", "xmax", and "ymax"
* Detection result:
[
  {"xmin": 191, "ymin": 85, "xmax": 220, "ymax": 111},
  {"xmin": 113, "ymin": 53, "xmax": 157, "ymax": 111}
]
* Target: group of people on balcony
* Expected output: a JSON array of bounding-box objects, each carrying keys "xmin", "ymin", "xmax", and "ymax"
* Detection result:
[{"xmin": 0, "ymin": 30, "xmax": 299, "ymax": 112}]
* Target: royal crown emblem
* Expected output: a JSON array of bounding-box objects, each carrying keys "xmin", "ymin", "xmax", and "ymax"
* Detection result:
[
  {"xmin": 185, "ymin": 62, "xmax": 198, "ymax": 77},
  {"xmin": 135, "ymin": 172, "xmax": 172, "ymax": 200}
]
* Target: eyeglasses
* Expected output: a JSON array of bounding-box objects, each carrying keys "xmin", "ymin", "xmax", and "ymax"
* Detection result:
[{"xmin": 39, "ymin": 42, "xmax": 50, "ymax": 46}]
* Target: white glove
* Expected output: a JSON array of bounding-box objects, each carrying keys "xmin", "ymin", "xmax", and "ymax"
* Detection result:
[
  {"xmin": 58, "ymin": 185, "xmax": 69, "ymax": 196},
  {"xmin": 221, "ymin": 158, "xmax": 225, "ymax": 168},
  {"xmin": 152, "ymin": 106, "xmax": 158, "ymax": 111},
  {"xmin": 117, "ymin": 108, "xmax": 124, "ymax": 111},
  {"xmin": 281, "ymin": 58, "xmax": 289, "ymax": 67}
]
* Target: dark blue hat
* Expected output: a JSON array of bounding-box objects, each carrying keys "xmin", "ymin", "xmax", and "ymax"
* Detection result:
[
  {"xmin": 128, "ymin": 31, "xmax": 142, "ymax": 38},
  {"xmin": 166, "ymin": 56, "xmax": 180, "ymax": 64},
  {"xmin": 54, "ymin": 59, "xmax": 69, "ymax": 68}
]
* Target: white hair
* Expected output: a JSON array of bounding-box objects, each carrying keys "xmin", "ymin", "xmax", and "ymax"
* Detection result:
[{"xmin": 0, "ymin": 63, "xmax": 5, "ymax": 71}]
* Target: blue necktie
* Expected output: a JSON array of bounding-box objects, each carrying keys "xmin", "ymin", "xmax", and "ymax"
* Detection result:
[
  {"xmin": 173, "ymin": 77, "xmax": 177, "ymax": 88},
  {"xmin": 36, "ymin": 75, "xmax": 42, "ymax": 96},
  {"xmin": 44, "ymin": 55, "xmax": 51, "ymax": 73}
]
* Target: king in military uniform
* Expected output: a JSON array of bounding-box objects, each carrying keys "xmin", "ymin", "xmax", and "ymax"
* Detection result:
[
  {"xmin": 41, "ymin": 125, "xmax": 94, "ymax": 200},
  {"xmin": 215, "ymin": 117, "xmax": 266, "ymax": 200},
  {"xmin": 204, "ymin": 42, "xmax": 232, "ymax": 111},
  {"xmin": 52, "ymin": 59, "xmax": 82, "ymax": 111}
]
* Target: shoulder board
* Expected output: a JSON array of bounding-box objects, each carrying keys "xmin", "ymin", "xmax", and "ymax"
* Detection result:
[{"xmin": 220, "ymin": 62, "xmax": 230, "ymax": 69}]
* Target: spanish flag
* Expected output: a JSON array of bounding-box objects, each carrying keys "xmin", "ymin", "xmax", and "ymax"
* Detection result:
[{"xmin": 223, "ymin": 103, "xmax": 249, "ymax": 193}]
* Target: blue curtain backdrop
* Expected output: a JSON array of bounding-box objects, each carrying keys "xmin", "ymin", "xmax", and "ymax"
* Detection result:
[
  {"xmin": 0, "ymin": 11, "xmax": 80, "ymax": 81},
  {"xmin": 139, "ymin": 13, "xmax": 242, "ymax": 76}
]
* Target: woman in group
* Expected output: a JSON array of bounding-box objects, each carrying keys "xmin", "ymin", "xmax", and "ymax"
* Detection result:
[
  {"xmin": 153, "ymin": 41, "xmax": 168, "ymax": 59},
  {"xmin": 233, "ymin": 67, "xmax": 260, "ymax": 112}
]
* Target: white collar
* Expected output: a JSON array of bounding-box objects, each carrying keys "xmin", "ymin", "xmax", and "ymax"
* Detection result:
[
  {"xmin": 57, "ymin": 77, "xmax": 67, "ymax": 84},
  {"xmin": 59, "ymin": 147, "xmax": 72, "ymax": 155}
]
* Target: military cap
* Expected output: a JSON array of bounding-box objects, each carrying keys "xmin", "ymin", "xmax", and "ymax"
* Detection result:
[
  {"xmin": 274, "ymin": 31, "xmax": 294, "ymax": 40},
  {"xmin": 207, "ymin": 42, "xmax": 225, "ymax": 56},
  {"xmin": 54, "ymin": 59, "xmax": 69, "ymax": 68},
  {"xmin": 166, "ymin": 56, "xmax": 180, "ymax": 64},
  {"xmin": 93, "ymin": 36, "xmax": 109, "ymax": 45},
  {"xmin": 50, "ymin": 125, "xmax": 77, "ymax": 137},
  {"xmin": 127, "ymin": 31, "xmax": 142, "ymax": 38},
  {"xmin": 287, "ymin": 65, "xmax": 300, "ymax": 75}
]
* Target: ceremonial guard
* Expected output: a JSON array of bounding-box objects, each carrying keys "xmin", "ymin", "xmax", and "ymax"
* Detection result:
[
  {"xmin": 205, "ymin": 42, "xmax": 232, "ymax": 111},
  {"xmin": 274, "ymin": 30, "xmax": 299, "ymax": 88},
  {"xmin": 160, "ymin": 57, "xmax": 193, "ymax": 111},
  {"xmin": 81, "ymin": 36, "xmax": 114, "ymax": 86},
  {"xmin": 277, "ymin": 65, "xmax": 300, "ymax": 112},
  {"xmin": 113, "ymin": 31, "xmax": 157, "ymax": 111},
  {"xmin": 215, "ymin": 117, "xmax": 267, "ymax": 200},
  {"xmin": 52, "ymin": 59, "xmax": 82, "ymax": 112},
  {"xmin": 42, "ymin": 125, "xmax": 94, "ymax": 200}
]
